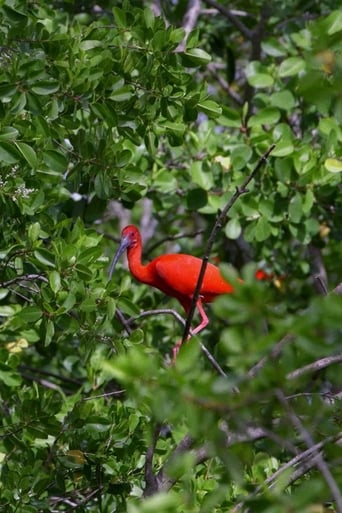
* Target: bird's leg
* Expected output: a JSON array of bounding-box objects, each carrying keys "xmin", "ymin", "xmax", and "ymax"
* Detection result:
[
  {"xmin": 191, "ymin": 300, "xmax": 209, "ymax": 336},
  {"xmin": 172, "ymin": 300, "xmax": 208, "ymax": 362}
]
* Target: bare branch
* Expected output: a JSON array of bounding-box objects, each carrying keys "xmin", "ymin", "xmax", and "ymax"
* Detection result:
[
  {"xmin": 287, "ymin": 353, "xmax": 342, "ymax": 381},
  {"xmin": 177, "ymin": 0, "xmax": 201, "ymax": 52},
  {"xmin": 144, "ymin": 423, "xmax": 163, "ymax": 497},
  {"xmin": 308, "ymin": 244, "xmax": 328, "ymax": 295},
  {"xmin": 82, "ymin": 390, "xmax": 125, "ymax": 401},
  {"xmin": 276, "ymin": 390, "xmax": 342, "ymax": 513},
  {"xmin": 146, "ymin": 228, "xmax": 204, "ymax": 255},
  {"xmin": 127, "ymin": 308, "xmax": 187, "ymax": 327},
  {"xmin": 333, "ymin": 282, "xmax": 342, "ymax": 295},
  {"xmin": 0, "ymin": 273, "xmax": 49, "ymax": 287},
  {"xmin": 127, "ymin": 308, "xmax": 230, "ymax": 378},
  {"xmin": 156, "ymin": 434, "xmax": 195, "ymax": 492},
  {"xmin": 115, "ymin": 308, "xmax": 132, "ymax": 336},
  {"xmin": 207, "ymin": 63, "xmax": 243, "ymax": 106},
  {"xmin": 155, "ymin": 424, "xmax": 269, "ymax": 493},
  {"xmin": 202, "ymin": 0, "xmax": 252, "ymax": 39},
  {"xmin": 235, "ymin": 431, "xmax": 342, "ymax": 512}
]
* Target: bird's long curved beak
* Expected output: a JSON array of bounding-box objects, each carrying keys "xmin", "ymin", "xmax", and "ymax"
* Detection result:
[{"xmin": 108, "ymin": 235, "xmax": 130, "ymax": 280}]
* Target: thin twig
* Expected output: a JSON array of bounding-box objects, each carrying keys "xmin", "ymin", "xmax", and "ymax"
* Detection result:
[
  {"xmin": 235, "ymin": 431, "xmax": 342, "ymax": 512},
  {"xmin": 127, "ymin": 308, "xmax": 229, "ymax": 378},
  {"xmin": 155, "ymin": 434, "xmax": 195, "ymax": 492},
  {"xmin": 127, "ymin": 308, "xmax": 187, "ymax": 327},
  {"xmin": 247, "ymin": 334, "xmax": 295, "ymax": 379},
  {"xmin": 202, "ymin": 0, "xmax": 252, "ymax": 39},
  {"xmin": 207, "ymin": 63, "xmax": 243, "ymax": 106},
  {"xmin": 146, "ymin": 229, "xmax": 204, "ymax": 255},
  {"xmin": 182, "ymin": 145, "xmax": 275, "ymax": 344},
  {"xmin": 155, "ymin": 424, "xmax": 269, "ymax": 493},
  {"xmin": 115, "ymin": 308, "xmax": 132, "ymax": 335},
  {"xmin": 276, "ymin": 389, "xmax": 342, "ymax": 513},
  {"xmin": 287, "ymin": 353, "xmax": 342, "ymax": 381},
  {"xmin": 82, "ymin": 390, "xmax": 125, "ymax": 401},
  {"xmin": 0, "ymin": 273, "xmax": 49, "ymax": 287},
  {"xmin": 333, "ymin": 282, "xmax": 342, "ymax": 295}
]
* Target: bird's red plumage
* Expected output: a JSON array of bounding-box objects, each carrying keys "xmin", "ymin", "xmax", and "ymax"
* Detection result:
[{"xmin": 111, "ymin": 225, "xmax": 235, "ymax": 359}]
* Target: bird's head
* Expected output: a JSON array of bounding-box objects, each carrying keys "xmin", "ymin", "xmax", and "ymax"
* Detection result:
[{"xmin": 108, "ymin": 225, "xmax": 140, "ymax": 279}]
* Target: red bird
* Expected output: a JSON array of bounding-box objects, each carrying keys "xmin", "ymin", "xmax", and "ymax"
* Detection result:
[{"xmin": 109, "ymin": 225, "xmax": 234, "ymax": 360}]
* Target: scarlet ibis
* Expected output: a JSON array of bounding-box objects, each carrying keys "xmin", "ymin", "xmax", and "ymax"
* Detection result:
[{"xmin": 109, "ymin": 225, "xmax": 234, "ymax": 359}]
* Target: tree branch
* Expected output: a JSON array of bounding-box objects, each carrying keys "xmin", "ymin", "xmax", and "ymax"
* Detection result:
[
  {"xmin": 287, "ymin": 353, "xmax": 342, "ymax": 381},
  {"xmin": 247, "ymin": 334, "xmax": 295, "ymax": 379},
  {"xmin": 144, "ymin": 423, "xmax": 163, "ymax": 497},
  {"xmin": 176, "ymin": 0, "xmax": 202, "ymax": 52},
  {"xmin": 202, "ymin": 0, "xmax": 252, "ymax": 39},
  {"xmin": 276, "ymin": 389, "xmax": 342, "ymax": 513},
  {"xmin": 207, "ymin": 62, "xmax": 243, "ymax": 106},
  {"xmin": 0, "ymin": 273, "xmax": 49, "ymax": 287},
  {"xmin": 125, "ymin": 308, "xmax": 228, "ymax": 376},
  {"xmin": 235, "ymin": 431, "xmax": 342, "ymax": 512},
  {"xmin": 182, "ymin": 144, "xmax": 275, "ymax": 344}
]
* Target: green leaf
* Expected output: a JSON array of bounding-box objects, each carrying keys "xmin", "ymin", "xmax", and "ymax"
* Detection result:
[
  {"xmin": 34, "ymin": 249, "xmax": 55, "ymax": 268},
  {"xmin": 49, "ymin": 270, "xmax": 61, "ymax": 294},
  {"xmin": 31, "ymin": 81, "xmax": 59, "ymax": 95},
  {"xmin": 112, "ymin": 7, "xmax": 127, "ymax": 28},
  {"xmin": 94, "ymin": 171, "xmax": 112, "ymax": 199},
  {"xmin": 0, "ymin": 141, "xmax": 21, "ymax": 164},
  {"xmin": 15, "ymin": 142, "xmax": 38, "ymax": 168},
  {"xmin": 248, "ymin": 108, "xmax": 280, "ymax": 127},
  {"xmin": 182, "ymin": 48, "xmax": 211, "ymax": 66},
  {"xmin": 225, "ymin": 218, "xmax": 242, "ymax": 240},
  {"xmin": 247, "ymin": 73, "xmax": 274, "ymax": 88},
  {"xmin": 118, "ymin": 297, "xmax": 141, "ymax": 317},
  {"xmin": 278, "ymin": 57, "xmax": 306, "ymax": 77},
  {"xmin": 19, "ymin": 306, "xmax": 42, "ymax": 323},
  {"xmin": 270, "ymin": 90, "xmax": 296, "ymax": 111},
  {"xmin": 271, "ymin": 140, "xmax": 294, "ymax": 157},
  {"xmin": 326, "ymin": 10, "xmax": 342, "ymax": 35},
  {"xmin": 0, "ymin": 305, "xmax": 17, "ymax": 316},
  {"xmin": 231, "ymin": 144, "xmax": 252, "ymax": 170},
  {"xmin": 288, "ymin": 193, "xmax": 303, "ymax": 223},
  {"xmin": 190, "ymin": 161, "xmax": 213, "ymax": 190},
  {"xmin": 43, "ymin": 150, "xmax": 68, "ymax": 173},
  {"xmin": 303, "ymin": 189, "xmax": 315, "ymax": 213},
  {"xmin": 60, "ymin": 293, "xmax": 76, "ymax": 313},
  {"xmin": 44, "ymin": 319, "xmax": 55, "ymax": 346},
  {"xmin": 2, "ymin": 5, "xmax": 27, "ymax": 24},
  {"xmin": 261, "ymin": 38, "xmax": 287, "ymax": 57},
  {"xmin": 0, "ymin": 126, "xmax": 19, "ymax": 141},
  {"xmin": 28, "ymin": 222, "xmax": 41, "ymax": 242},
  {"xmin": 324, "ymin": 158, "xmax": 342, "ymax": 173},
  {"xmin": 186, "ymin": 188, "xmax": 207, "ymax": 210},
  {"xmin": 157, "ymin": 120, "xmax": 186, "ymax": 137},
  {"xmin": 110, "ymin": 86, "xmax": 132, "ymax": 102},
  {"xmin": 254, "ymin": 217, "xmax": 272, "ymax": 241},
  {"xmin": 0, "ymin": 366, "xmax": 22, "ymax": 387},
  {"xmin": 197, "ymin": 99, "xmax": 222, "ymax": 118}
]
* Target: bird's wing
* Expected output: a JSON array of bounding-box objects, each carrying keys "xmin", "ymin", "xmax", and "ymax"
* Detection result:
[{"xmin": 152, "ymin": 254, "xmax": 233, "ymax": 300}]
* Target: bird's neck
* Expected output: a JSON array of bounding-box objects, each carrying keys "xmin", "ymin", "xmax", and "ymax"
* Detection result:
[{"xmin": 127, "ymin": 245, "xmax": 152, "ymax": 284}]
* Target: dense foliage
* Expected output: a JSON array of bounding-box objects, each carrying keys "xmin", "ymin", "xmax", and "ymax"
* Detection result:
[{"xmin": 0, "ymin": 1, "xmax": 341, "ymax": 511}]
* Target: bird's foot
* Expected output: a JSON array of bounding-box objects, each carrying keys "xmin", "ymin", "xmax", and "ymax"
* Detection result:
[{"xmin": 171, "ymin": 340, "xmax": 182, "ymax": 365}]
